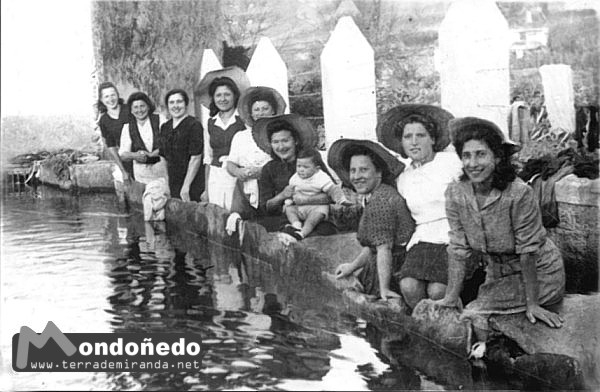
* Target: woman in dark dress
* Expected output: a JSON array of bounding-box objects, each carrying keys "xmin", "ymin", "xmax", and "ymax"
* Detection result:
[
  {"xmin": 329, "ymin": 139, "xmax": 414, "ymax": 300},
  {"xmin": 158, "ymin": 89, "xmax": 204, "ymax": 202},
  {"xmin": 96, "ymin": 82, "xmax": 132, "ymax": 181},
  {"xmin": 252, "ymin": 114, "xmax": 333, "ymax": 234}
]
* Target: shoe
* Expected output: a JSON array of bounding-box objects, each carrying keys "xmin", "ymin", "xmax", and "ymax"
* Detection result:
[{"xmin": 281, "ymin": 225, "xmax": 304, "ymax": 241}]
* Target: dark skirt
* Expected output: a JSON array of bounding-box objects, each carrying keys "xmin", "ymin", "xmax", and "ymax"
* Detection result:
[
  {"xmin": 396, "ymin": 242, "xmax": 448, "ymax": 285},
  {"xmin": 357, "ymin": 247, "xmax": 406, "ymax": 297}
]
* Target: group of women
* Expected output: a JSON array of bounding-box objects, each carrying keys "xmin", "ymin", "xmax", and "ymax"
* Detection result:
[{"xmin": 97, "ymin": 68, "xmax": 566, "ymax": 358}]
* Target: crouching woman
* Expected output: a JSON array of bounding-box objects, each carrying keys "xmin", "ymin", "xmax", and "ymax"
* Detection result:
[{"xmin": 330, "ymin": 139, "xmax": 415, "ymax": 300}]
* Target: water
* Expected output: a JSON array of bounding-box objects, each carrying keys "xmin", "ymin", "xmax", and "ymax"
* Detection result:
[{"xmin": 1, "ymin": 185, "xmax": 454, "ymax": 391}]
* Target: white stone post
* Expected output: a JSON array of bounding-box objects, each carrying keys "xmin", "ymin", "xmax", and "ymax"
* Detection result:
[
  {"xmin": 438, "ymin": 0, "xmax": 511, "ymax": 135},
  {"xmin": 246, "ymin": 37, "xmax": 290, "ymax": 113},
  {"xmin": 197, "ymin": 49, "xmax": 222, "ymax": 161},
  {"xmin": 321, "ymin": 16, "xmax": 377, "ymax": 147},
  {"xmin": 539, "ymin": 64, "xmax": 575, "ymax": 132}
]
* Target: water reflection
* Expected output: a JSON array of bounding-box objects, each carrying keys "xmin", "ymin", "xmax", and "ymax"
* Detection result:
[{"xmin": 2, "ymin": 186, "xmax": 453, "ymax": 391}]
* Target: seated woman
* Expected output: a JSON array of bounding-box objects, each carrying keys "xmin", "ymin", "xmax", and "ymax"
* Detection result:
[
  {"xmin": 158, "ymin": 89, "xmax": 204, "ymax": 201},
  {"xmin": 252, "ymin": 114, "xmax": 336, "ymax": 235},
  {"xmin": 282, "ymin": 148, "xmax": 350, "ymax": 240},
  {"xmin": 377, "ymin": 104, "xmax": 462, "ymax": 309},
  {"xmin": 226, "ymin": 86, "xmax": 285, "ymax": 219},
  {"xmin": 329, "ymin": 139, "xmax": 415, "ymax": 300},
  {"xmin": 436, "ymin": 117, "xmax": 565, "ymax": 356},
  {"xmin": 196, "ymin": 67, "xmax": 249, "ymax": 209},
  {"xmin": 118, "ymin": 92, "xmax": 168, "ymax": 185}
]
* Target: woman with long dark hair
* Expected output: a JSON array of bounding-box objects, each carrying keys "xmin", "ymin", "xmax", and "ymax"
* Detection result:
[{"xmin": 436, "ymin": 117, "xmax": 565, "ymax": 357}]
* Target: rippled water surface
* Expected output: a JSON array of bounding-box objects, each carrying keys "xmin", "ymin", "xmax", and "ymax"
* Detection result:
[{"xmin": 1, "ymin": 186, "xmax": 453, "ymax": 391}]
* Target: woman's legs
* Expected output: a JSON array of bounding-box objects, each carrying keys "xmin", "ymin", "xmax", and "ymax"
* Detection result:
[
  {"xmin": 399, "ymin": 277, "xmax": 427, "ymax": 309},
  {"xmin": 426, "ymin": 282, "xmax": 447, "ymax": 300}
]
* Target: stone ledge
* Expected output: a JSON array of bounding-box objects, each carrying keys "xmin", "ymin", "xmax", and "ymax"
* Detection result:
[{"xmin": 555, "ymin": 174, "xmax": 600, "ymax": 206}]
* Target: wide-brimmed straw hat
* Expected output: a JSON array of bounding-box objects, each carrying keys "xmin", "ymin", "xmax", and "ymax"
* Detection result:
[
  {"xmin": 376, "ymin": 104, "xmax": 454, "ymax": 158},
  {"xmin": 195, "ymin": 66, "xmax": 251, "ymax": 108},
  {"xmin": 252, "ymin": 114, "xmax": 317, "ymax": 155},
  {"xmin": 449, "ymin": 117, "xmax": 521, "ymax": 155},
  {"xmin": 327, "ymin": 139, "xmax": 405, "ymax": 188},
  {"xmin": 238, "ymin": 86, "xmax": 287, "ymax": 127}
]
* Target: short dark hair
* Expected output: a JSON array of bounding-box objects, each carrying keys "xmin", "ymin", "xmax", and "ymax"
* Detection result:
[
  {"xmin": 248, "ymin": 91, "xmax": 278, "ymax": 115},
  {"xmin": 342, "ymin": 146, "xmax": 385, "ymax": 175},
  {"xmin": 96, "ymin": 82, "xmax": 124, "ymax": 114},
  {"xmin": 297, "ymin": 148, "xmax": 336, "ymax": 183},
  {"xmin": 127, "ymin": 91, "xmax": 156, "ymax": 114},
  {"xmin": 453, "ymin": 124, "xmax": 517, "ymax": 191},
  {"xmin": 164, "ymin": 89, "xmax": 189, "ymax": 108},
  {"xmin": 208, "ymin": 77, "xmax": 241, "ymax": 117}
]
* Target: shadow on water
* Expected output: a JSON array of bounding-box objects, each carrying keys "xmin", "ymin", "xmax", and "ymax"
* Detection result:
[{"xmin": 2, "ymin": 184, "xmax": 508, "ymax": 390}]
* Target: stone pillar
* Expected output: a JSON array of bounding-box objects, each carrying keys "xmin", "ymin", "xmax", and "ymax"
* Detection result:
[
  {"xmin": 321, "ymin": 16, "xmax": 377, "ymax": 147},
  {"xmin": 539, "ymin": 64, "xmax": 576, "ymax": 132},
  {"xmin": 438, "ymin": 0, "xmax": 511, "ymax": 135},
  {"xmin": 197, "ymin": 49, "xmax": 222, "ymax": 160},
  {"xmin": 246, "ymin": 37, "xmax": 290, "ymax": 113}
]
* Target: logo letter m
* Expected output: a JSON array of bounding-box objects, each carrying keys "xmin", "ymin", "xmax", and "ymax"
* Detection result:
[{"xmin": 16, "ymin": 321, "xmax": 77, "ymax": 369}]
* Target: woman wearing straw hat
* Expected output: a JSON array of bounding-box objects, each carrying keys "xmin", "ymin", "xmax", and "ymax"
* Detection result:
[
  {"xmin": 225, "ymin": 86, "xmax": 286, "ymax": 219},
  {"xmin": 196, "ymin": 66, "xmax": 250, "ymax": 209},
  {"xmin": 253, "ymin": 114, "xmax": 335, "ymax": 234},
  {"xmin": 436, "ymin": 117, "xmax": 565, "ymax": 357},
  {"xmin": 329, "ymin": 139, "xmax": 415, "ymax": 300},
  {"xmin": 377, "ymin": 104, "xmax": 463, "ymax": 310}
]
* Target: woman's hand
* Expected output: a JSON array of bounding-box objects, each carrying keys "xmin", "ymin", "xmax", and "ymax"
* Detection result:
[
  {"xmin": 292, "ymin": 193, "xmax": 310, "ymax": 205},
  {"xmin": 335, "ymin": 263, "xmax": 354, "ymax": 279},
  {"xmin": 433, "ymin": 296, "xmax": 463, "ymax": 311},
  {"xmin": 526, "ymin": 304, "xmax": 564, "ymax": 328},
  {"xmin": 180, "ymin": 186, "xmax": 191, "ymax": 202},
  {"xmin": 134, "ymin": 151, "xmax": 148, "ymax": 163}
]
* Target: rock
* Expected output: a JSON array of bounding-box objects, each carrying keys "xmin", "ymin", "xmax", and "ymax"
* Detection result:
[
  {"xmin": 489, "ymin": 293, "xmax": 600, "ymax": 388},
  {"xmin": 513, "ymin": 353, "xmax": 585, "ymax": 390},
  {"xmin": 412, "ymin": 299, "xmax": 471, "ymax": 355}
]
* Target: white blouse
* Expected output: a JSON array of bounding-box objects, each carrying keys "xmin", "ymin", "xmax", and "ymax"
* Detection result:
[{"xmin": 396, "ymin": 151, "xmax": 463, "ymax": 249}]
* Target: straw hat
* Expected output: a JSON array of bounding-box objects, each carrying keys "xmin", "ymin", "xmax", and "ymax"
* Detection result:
[
  {"xmin": 252, "ymin": 114, "xmax": 317, "ymax": 155},
  {"xmin": 194, "ymin": 66, "xmax": 250, "ymax": 108},
  {"xmin": 449, "ymin": 117, "xmax": 521, "ymax": 155},
  {"xmin": 327, "ymin": 139, "xmax": 405, "ymax": 188},
  {"xmin": 238, "ymin": 86, "xmax": 287, "ymax": 127},
  {"xmin": 376, "ymin": 104, "xmax": 454, "ymax": 158}
]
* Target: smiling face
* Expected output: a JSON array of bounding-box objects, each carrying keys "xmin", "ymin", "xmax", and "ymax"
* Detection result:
[
  {"xmin": 251, "ymin": 100, "xmax": 275, "ymax": 121},
  {"xmin": 214, "ymin": 85, "xmax": 235, "ymax": 113},
  {"xmin": 131, "ymin": 99, "xmax": 150, "ymax": 122},
  {"xmin": 349, "ymin": 154, "xmax": 381, "ymax": 195},
  {"xmin": 100, "ymin": 87, "xmax": 119, "ymax": 110},
  {"xmin": 167, "ymin": 93, "xmax": 187, "ymax": 120},
  {"xmin": 269, "ymin": 130, "xmax": 297, "ymax": 162},
  {"xmin": 402, "ymin": 122, "xmax": 435, "ymax": 164},
  {"xmin": 461, "ymin": 139, "xmax": 499, "ymax": 184}
]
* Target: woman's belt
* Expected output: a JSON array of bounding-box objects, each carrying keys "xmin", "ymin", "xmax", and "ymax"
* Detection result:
[{"xmin": 477, "ymin": 251, "xmax": 522, "ymax": 277}]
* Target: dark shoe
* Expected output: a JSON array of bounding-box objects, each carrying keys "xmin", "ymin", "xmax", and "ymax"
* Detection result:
[{"xmin": 281, "ymin": 225, "xmax": 304, "ymax": 241}]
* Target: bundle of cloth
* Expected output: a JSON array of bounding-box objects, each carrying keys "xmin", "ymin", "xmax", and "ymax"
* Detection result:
[{"xmin": 143, "ymin": 178, "xmax": 170, "ymax": 221}]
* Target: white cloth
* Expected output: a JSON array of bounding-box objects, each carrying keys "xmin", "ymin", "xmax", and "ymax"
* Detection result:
[
  {"xmin": 119, "ymin": 119, "xmax": 168, "ymax": 185},
  {"xmin": 396, "ymin": 151, "xmax": 462, "ymax": 250},
  {"xmin": 289, "ymin": 169, "xmax": 334, "ymax": 197},
  {"xmin": 142, "ymin": 178, "xmax": 170, "ymax": 221},
  {"xmin": 226, "ymin": 128, "xmax": 272, "ymax": 208},
  {"xmin": 208, "ymin": 165, "xmax": 237, "ymax": 210},
  {"xmin": 204, "ymin": 110, "xmax": 241, "ymax": 165}
]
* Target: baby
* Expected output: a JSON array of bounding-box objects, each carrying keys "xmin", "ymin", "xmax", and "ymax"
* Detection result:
[{"xmin": 282, "ymin": 148, "xmax": 351, "ymax": 240}]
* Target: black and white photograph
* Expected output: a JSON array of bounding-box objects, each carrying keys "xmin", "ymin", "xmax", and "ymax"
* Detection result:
[{"xmin": 1, "ymin": 0, "xmax": 598, "ymax": 390}]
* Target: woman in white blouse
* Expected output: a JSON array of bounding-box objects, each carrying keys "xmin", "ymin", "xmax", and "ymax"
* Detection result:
[
  {"xmin": 377, "ymin": 104, "xmax": 461, "ymax": 310},
  {"xmin": 119, "ymin": 92, "xmax": 168, "ymax": 184}
]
